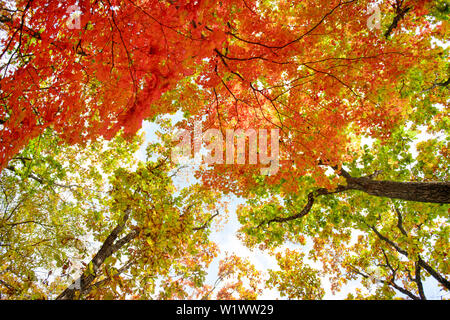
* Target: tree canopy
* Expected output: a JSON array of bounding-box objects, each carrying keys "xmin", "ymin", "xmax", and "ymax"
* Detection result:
[{"xmin": 0, "ymin": 0, "xmax": 449, "ymax": 300}]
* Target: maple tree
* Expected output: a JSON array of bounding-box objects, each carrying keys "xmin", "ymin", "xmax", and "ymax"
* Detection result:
[
  {"xmin": 190, "ymin": 0, "xmax": 449, "ymax": 204},
  {"xmin": 0, "ymin": 129, "xmax": 224, "ymax": 299},
  {"xmin": 0, "ymin": 0, "xmax": 228, "ymax": 170},
  {"xmin": 1, "ymin": 0, "xmax": 447, "ymax": 181},
  {"xmin": 237, "ymin": 119, "xmax": 449, "ymax": 299}
]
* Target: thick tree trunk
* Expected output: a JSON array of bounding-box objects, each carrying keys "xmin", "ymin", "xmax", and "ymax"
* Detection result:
[{"xmin": 345, "ymin": 177, "xmax": 450, "ymax": 204}]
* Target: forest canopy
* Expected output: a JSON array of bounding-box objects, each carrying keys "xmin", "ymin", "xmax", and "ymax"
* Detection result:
[{"xmin": 0, "ymin": 0, "xmax": 448, "ymax": 300}]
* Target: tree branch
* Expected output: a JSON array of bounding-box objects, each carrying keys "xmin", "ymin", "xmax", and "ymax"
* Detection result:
[
  {"xmin": 367, "ymin": 222, "xmax": 450, "ymax": 291},
  {"xmin": 258, "ymin": 185, "xmax": 350, "ymax": 227},
  {"xmin": 392, "ymin": 204, "xmax": 408, "ymax": 236},
  {"xmin": 384, "ymin": 4, "xmax": 411, "ymax": 38},
  {"xmin": 417, "ymin": 256, "xmax": 450, "ymax": 291},
  {"xmin": 332, "ymin": 166, "xmax": 450, "ymax": 204},
  {"xmin": 348, "ymin": 263, "xmax": 420, "ymax": 300},
  {"xmin": 415, "ymin": 261, "xmax": 426, "ymax": 300},
  {"xmin": 193, "ymin": 211, "xmax": 220, "ymax": 231},
  {"xmin": 81, "ymin": 259, "xmax": 135, "ymax": 296}
]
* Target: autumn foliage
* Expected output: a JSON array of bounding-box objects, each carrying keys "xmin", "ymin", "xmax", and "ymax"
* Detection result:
[
  {"xmin": 0, "ymin": 0, "xmax": 228, "ymax": 169},
  {"xmin": 0, "ymin": 0, "xmax": 449, "ymax": 300}
]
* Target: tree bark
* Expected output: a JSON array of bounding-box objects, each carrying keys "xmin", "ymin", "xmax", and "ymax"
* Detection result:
[{"xmin": 345, "ymin": 176, "xmax": 450, "ymax": 204}]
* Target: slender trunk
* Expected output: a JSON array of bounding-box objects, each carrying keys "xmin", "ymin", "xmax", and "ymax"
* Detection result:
[
  {"xmin": 346, "ymin": 177, "xmax": 450, "ymax": 204},
  {"xmin": 56, "ymin": 209, "xmax": 138, "ymax": 300}
]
